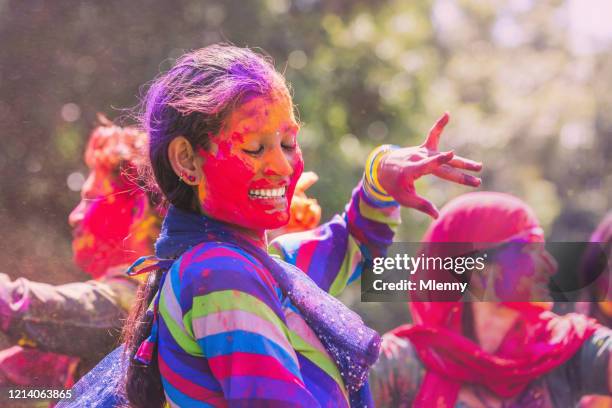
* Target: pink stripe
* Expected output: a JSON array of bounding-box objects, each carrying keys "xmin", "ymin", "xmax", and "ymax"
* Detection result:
[
  {"xmin": 158, "ymin": 353, "xmax": 227, "ymax": 406},
  {"xmin": 192, "ymin": 310, "xmax": 297, "ymax": 361},
  {"xmin": 178, "ymin": 248, "xmax": 197, "ymax": 280},
  {"xmin": 285, "ymin": 309, "xmax": 328, "ymax": 355},
  {"xmin": 209, "ymin": 352, "xmax": 304, "ymax": 385},
  {"xmin": 294, "ymin": 241, "xmax": 317, "ymax": 277}
]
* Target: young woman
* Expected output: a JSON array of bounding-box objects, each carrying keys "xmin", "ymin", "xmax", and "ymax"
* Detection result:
[
  {"xmin": 370, "ymin": 192, "xmax": 612, "ymax": 407},
  {"xmin": 58, "ymin": 43, "xmax": 481, "ymax": 407},
  {"xmin": 122, "ymin": 44, "xmax": 484, "ymax": 408}
]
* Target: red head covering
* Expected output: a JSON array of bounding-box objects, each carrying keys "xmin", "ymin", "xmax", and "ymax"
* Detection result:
[{"xmin": 390, "ymin": 192, "xmax": 598, "ymax": 407}]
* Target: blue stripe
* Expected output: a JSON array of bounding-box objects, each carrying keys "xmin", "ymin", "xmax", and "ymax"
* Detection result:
[
  {"xmin": 158, "ymin": 327, "xmax": 222, "ymax": 392},
  {"xmin": 348, "ymin": 262, "xmax": 363, "ymax": 284},
  {"xmin": 168, "ymin": 261, "xmax": 184, "ymax": 311},
  {"xmin": 198, "ymin": 330, "xmax": 301, "ymax": 379},
  {"xmin": 297, "ymin": 354, "xmax": 348, "ymax": 407}
]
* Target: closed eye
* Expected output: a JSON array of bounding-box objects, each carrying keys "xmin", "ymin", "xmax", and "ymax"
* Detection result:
[
  {"xmin": 282, "ymin": 143, "xmax": 297, "ymax": 151},
  {"xmin": 242, "ymin": 145, "xmax": 264, "ymax": 155}
]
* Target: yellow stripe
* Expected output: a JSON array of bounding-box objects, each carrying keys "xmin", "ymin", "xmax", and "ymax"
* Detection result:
[
  {"xmin": 159, "ymin": 296, "xmax": 202, "ymax": 356},
  {"xmin": 191, "ymin": 290, "xmax": 348, "ymax": 400},
  {"xmin": 286, "ymin": 322, "xmax": 349, "ymax": 402},
  {"xmin": 192, "ymin": 290, "xmax": 288, "ymax": 330},
  {"xmin": 328, "ymin": 236, "xmax": 362, "ymax": 297}
]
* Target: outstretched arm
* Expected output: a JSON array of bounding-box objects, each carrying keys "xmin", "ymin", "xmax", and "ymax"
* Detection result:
[
  {"xmin": 0, "ymin": 273, "xmax": 136, "ymax": 359},
  {"xmin": 374, "ymin": 112, "xmax": 482, "ymax": 219},
  {"xmin": 270, "ymin": 113, "xmax": 482, "ymax": 296}
]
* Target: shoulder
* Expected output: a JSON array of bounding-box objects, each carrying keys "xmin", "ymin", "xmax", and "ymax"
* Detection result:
[
  {"xmin": 573, "ymin": 325, "xmax": 612, "ymax": 371},
  {"xmin": 546, "ymin": 325, "xmax": 612, "ymax": 402},
  {"xmin": 370, "ymin": 332, "xmax": 425, "ymax": 407},
  {"xmin": 174, "ymin": 242, "xmax": 280, "ymax": 305},
  {"xmin": 377, "ymin": 332, "xmax": 423, "ymax": 373}
]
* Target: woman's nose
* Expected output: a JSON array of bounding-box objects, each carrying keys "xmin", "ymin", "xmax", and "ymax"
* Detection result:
[
  {"xmin": 264, "ymin": 146, "xmax": 294, "ymax": 177},
  {"xmin": 68, "ymin": 201, "xmax": 86, "ymax": 228}
]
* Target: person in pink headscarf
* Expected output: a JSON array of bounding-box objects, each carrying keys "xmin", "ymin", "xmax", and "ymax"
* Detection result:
[
  {"xmin": 370, "ymin": 192, "xmax": 612, "ymax": 407},
  {"xmin": 0, "ymin": 119, "xmax": 158, "ymax": 392}
]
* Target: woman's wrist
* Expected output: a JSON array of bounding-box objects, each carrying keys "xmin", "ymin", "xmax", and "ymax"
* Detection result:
[{"xmin": 362, "ymin": 144, "xmax": 400, "ymax": 206}]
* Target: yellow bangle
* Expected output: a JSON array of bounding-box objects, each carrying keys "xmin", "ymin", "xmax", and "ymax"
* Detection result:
[{"xmin": 363, "ymin": 144, "xmax": 399, "ymax": 203}]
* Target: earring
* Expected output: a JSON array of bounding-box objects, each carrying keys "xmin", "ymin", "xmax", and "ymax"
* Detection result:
[{"xmin": 180, "ymin": 172, "xmax": 196, "ymax": 183}]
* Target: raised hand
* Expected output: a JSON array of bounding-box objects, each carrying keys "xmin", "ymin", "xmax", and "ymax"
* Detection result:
[
  {"xmin": 377, "ymin": 113, "xmax": 482, "ymax": 219},
  {"xmin": 288, "ymin": 171, "xmax": 322, "ymax": 231},
  {"xmin": 268, "ymin": 172, "xmax": 322, "ymax": 240}
]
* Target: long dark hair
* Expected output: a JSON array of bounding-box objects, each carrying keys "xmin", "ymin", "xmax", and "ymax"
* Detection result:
[{"xmin": 122, "ymin": 44, "xmax": 289, "ymax": 408}]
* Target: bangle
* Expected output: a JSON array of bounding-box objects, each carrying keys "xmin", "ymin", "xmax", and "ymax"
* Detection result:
[{"xmin": 363, "ymin": 144, "xmax": 400, "ymax": 204}]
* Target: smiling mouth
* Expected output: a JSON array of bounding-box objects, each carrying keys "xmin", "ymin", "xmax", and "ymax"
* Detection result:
[{"xmin": 248, "ymin": 186, "xmax": 286, "ymax": 199}]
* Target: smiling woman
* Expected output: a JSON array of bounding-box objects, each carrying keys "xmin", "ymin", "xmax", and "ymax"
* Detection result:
[
  {"xmin": 59, "ymin": 43, "xmax": 482, "ymax": 408},
  {"xmin": 123, "ymin": 44, "xmax": 379, "ymax": 408}
]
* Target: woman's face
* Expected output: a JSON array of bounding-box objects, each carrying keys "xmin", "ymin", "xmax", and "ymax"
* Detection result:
[
  {"xmin": 488, "ymin": 241, "xmax": 557, "ymax": 305},
  {"xmin": 68, "ymin": 165, "xmax": 156, "ymax": 278},
  {"xmin": 197, "ymin": 90, "xmax": 304, "ymax": 231}
]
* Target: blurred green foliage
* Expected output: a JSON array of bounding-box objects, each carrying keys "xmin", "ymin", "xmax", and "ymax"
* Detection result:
[{"xmin": 0, "ymin": 0, "xmax": 609, "ymax": 329}]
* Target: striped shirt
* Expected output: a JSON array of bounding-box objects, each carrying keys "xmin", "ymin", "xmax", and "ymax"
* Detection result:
[{"xmin": 157, "ymin": 182, "xmax": 400, "ymax": 407}]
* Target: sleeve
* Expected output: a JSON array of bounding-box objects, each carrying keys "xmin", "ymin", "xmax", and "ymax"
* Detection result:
[
  {"xmin": 369, "ymin": 333, "xmax": 423, "ymax": 408},
  {"xmin": 0, "ymin": 273, "xmax": 136, "ymax": 360},
  {"xmin": 269, "ymin": 160, "xmax": 401, "ymax": 297},
  {"xmin": 181, "ymin": 246, "xmax": 320, "ymax": 407},
  {"xmin": 575, "ymin": 327, "xmax": 612, "ymax": 396}
]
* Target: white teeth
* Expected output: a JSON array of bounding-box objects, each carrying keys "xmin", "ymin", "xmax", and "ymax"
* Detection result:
[{"xmin": 249, "ymin": 187, "xmax": 286, "ymax": 198}]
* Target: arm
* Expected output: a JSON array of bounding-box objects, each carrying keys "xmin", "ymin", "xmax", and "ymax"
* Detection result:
[
  {"xmin": 268, "ymin": 147, "xmax": 403, "ymax": 296},
  {"xmin": 269, "ymin": 177, "xmax": 400, "ymax": 297},
  {"xmin": 369, "ymin": 333, "xmax": 423, "ymax": 407},
  {"xmin": 171, "ymin": 245, "xmax": 320, "ymax": 407},
  {"xmin": 270, "ymin": 114, "xmax": 482, "ymax": 296},
  {"xmin": 0, "ymin": 273, "xmax": 136, "ymax": 359},
  {"xmin": 553, "ymin": 326, "xmax": 612, "ymax": 399},
  {"xmin": 579, "ymin": 327, "xmax": 612, "ymax": 395}
]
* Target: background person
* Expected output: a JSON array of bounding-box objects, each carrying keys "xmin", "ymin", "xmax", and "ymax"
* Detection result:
[
  {"xmin": 0, "ymin": 119, "xmax": 156, "ymax": 390},
  {"xmin": 575, "ymin": 212, "xmax": 612, "ymax": 327},
  {"xmin": 370, "ymin": 192, "xmax": 612, "ymax": 407}
]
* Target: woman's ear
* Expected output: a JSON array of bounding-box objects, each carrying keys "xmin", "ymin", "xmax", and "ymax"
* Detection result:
[{"xmin": 168, "ymin": 136, "xmax": 203, "ymax": 186}]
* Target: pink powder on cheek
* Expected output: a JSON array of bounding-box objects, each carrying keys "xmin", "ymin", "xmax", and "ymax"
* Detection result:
[
  {"xmin": 198, "ymin": 143, "xmax": 262, "ymax": 225},
  {"xmin": 197, "ymin": 143, "xmax": 304, "ymax": 230},
  {"xmin": 284, "ymin": 147, "xmax": 305, "ymax": 208},
  {"xmin": 230, "ymin": 131, "xmax": 246, "ymax": 144},
  {"xmin": 73, "ymin": 183, "xmax": 142, "ymax": 278}
]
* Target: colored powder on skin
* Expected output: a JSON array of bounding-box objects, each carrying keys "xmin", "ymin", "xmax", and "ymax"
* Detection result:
[
  {"xmin": 72, "ymin": 167, "xmax": 156, "ymax": 278},
  {"xmin": 196, "ymin": 90, "xmax": 303, "ymax": 234}
]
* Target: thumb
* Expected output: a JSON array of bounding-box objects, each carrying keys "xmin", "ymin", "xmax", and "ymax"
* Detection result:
[{"xmin": 296, "ymin": 171, "xmax": 319, "ymax": 193}]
